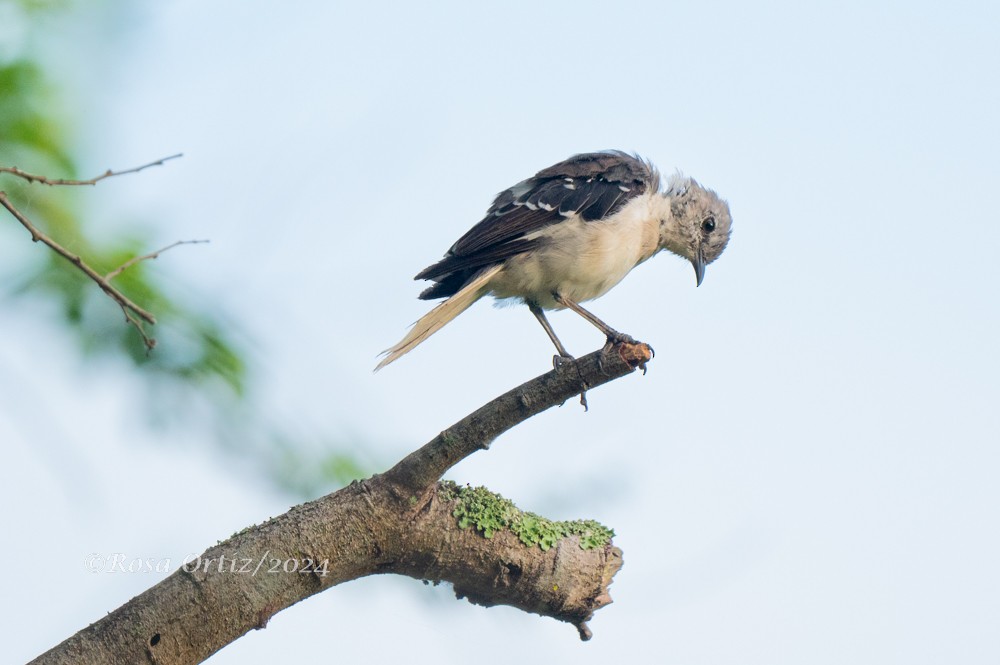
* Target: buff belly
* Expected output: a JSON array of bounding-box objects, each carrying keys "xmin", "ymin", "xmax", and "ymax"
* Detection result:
[{"xmin": 486, "ymin": 214, "xmax": 656, "ymax": 309}]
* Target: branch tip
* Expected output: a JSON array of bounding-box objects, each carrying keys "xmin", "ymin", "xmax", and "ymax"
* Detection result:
[
  {"xmin": 616, "ymin": 341, "xmax": 653, "ymax": 371},
  {"xmin": 105, "ymin": 239, "xmax": 209, "ymax": 280}
]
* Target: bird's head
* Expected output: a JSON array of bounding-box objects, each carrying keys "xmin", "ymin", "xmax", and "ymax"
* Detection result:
[{"xmin": 656, "ymin": 175, "xmax": 732, "ymax": 286}]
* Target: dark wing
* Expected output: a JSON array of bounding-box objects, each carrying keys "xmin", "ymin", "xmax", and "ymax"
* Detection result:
[{"xmin": 415, "ymin": 151, "xmax": 656, "ymax": 299}]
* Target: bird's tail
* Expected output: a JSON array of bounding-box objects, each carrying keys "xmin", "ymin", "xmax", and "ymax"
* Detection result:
[{"xmin": 375, "ymin": 265, "xmax": 502, "ymax": 371}]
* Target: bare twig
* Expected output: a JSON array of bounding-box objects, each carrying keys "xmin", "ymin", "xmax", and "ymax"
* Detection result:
[
  {"xmin": 122, "ymin": 309, "xmax": 156, "ymax": 351},
  {"xmin": 0, "ymin": 153, "xmax": 182, "ymax": 186},
  {"xmin": 105, "ymin": 239, "xmax": 209, "ymax": 280},
  {"xmin": 0, "ymin": 191, "xmax": 157, "ymax": 334},
  {"xmin": 385, "ymin": 341, "xmax": 654, "ymax": 495},
  {"xmin": 1, "ymin": 154, "xmax": 186, "ymax": 350}
]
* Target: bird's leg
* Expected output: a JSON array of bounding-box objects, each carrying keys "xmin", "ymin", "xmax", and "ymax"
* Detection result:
[
  {"xmin": 529, "ymin": 302, "xmax": 589, "ymax": 410},
  {"xmin": 552, "ymin": 294, "xmax": 638, "ymax": 346},
  {"xmin": 529, "ymin": 302, "xmax": 574, "ymax": 367}
]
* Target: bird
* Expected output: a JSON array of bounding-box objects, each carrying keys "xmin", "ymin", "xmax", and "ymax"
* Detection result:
[{"xmin": 375, "ymin": 150, "xmax": 732, "ymax": 371}]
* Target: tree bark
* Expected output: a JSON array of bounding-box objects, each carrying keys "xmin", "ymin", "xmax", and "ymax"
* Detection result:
[{"xmin": 31, "ymin": 342, "xmax": 652, "ymax": 664}]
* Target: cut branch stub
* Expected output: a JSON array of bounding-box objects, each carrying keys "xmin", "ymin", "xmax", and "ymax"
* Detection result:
[{"xmin": 409, "ymin": 482, "xmax": 623, "ymax": 640}]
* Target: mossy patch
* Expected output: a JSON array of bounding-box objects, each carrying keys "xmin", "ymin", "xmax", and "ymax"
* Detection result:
[{"xmin": 440, "ymin": 481, "xmax": 614, "ymax": 551}]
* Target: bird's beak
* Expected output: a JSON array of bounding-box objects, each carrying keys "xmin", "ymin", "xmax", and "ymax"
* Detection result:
[{"xmin": 692, "ymin": 252, "xmax": 706, "ymax": 287}]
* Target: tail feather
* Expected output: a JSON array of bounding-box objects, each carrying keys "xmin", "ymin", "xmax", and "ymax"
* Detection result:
[{"xmin": 375, "ymin": 265, "xmax": 502, "ymax": 371}]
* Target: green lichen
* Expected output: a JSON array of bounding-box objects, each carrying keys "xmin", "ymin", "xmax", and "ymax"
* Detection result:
[
  {"xmin": 438, "ymin": 480, "xmax": 460, "ymax": 502},
  {"xmin": 441, "ymin": 481, "xmax": 614, "ymax": 551}
]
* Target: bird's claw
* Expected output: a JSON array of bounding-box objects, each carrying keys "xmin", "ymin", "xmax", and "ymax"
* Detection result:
[
  {"xmin": 552, "ymin": 353, "xmax": 575, "ymax": 369},
  {"xmin": 550, "ymin": 354, "xmax": 589, "ymax": 410},
  {"xmin": 605, "ymin": 331, "xmax": 639, "ymax": 346},
  {"xmin": 600, "ymin": 334, "xmax": 654, "ymax": 374}
]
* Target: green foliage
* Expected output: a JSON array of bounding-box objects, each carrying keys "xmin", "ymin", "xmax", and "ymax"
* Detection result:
[
  {"xmin": 272, "ymin": 444, "xmax": 374, "ymax": 500},
  {"xmin": 1, "ymin": 51, "xmax": 247, "ymax": 393},
  {"xmin": 0, "ymin": 6, "xmax": 371, "ymax": 497},
  {"xmin": 9, "ymin": 0, "xmax": 70, "ymax": 12},
  {"xmin": 443, "ymin": 482, "xmax": 614, "ymax": 551},
  {"xmin": 0, "ymin": 59, "xmax": 72, "ymax": 172}
]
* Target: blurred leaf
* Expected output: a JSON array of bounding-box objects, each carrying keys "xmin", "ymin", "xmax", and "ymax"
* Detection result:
[
  {"xmin": 0, "ymin": 60, "xmax": 73, "ymax": 173},
  {"xmin": 0, "ymin": 7, "xmax": 373, "ymax": 497}
]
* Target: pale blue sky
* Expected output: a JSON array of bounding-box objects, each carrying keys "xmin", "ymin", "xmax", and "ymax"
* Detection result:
[{"xmin": 4, "ymin": 1, "xmax": 999, "ymax": 663}]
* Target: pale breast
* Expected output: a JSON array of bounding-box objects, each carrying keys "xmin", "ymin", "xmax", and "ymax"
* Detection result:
[{"xmin": 487, "ymin": 195, "xmax": 659, "ymax": 309}]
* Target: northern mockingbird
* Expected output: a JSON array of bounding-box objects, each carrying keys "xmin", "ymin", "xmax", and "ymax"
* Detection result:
[{"xmin": 376, "ymin": 150, "xmax": 732, "ymax": 370}]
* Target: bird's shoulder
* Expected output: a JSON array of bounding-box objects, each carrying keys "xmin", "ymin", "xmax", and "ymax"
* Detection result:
[{"xmin": 533, "ymin": 150, "xmax": 656, "ymax": 188}]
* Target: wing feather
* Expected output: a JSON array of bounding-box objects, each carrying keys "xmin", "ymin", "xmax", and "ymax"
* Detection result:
[{"xmin": 581, "ymin": 186, "xmax": 625, "ymax": 221}]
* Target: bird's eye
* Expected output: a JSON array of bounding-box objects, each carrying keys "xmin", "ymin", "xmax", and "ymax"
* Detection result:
[{"xmin": 702, "ymin": 216, "xmax": 716, "ymax": 233}]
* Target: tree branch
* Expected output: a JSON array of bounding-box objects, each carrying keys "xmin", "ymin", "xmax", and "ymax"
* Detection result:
[
  {"xmin": 1, "ymin": 154, "xmax": 187, "ymax": 349},
  {"xmin": 0, "ymin": 191, "xmax": 157, "ymax": 326},
  {"xmin": 31, "ymin": 343, "xmax": 652, "ymax": 664},
  {"xmin": 384, "ymin": 342, "xmax": 653, "ymax": 495},
  {"xmin": 105, "ymin": 239, "xmax": 209, "ymax": 280},
  {"xmin": 0, "ymin": 153, "xmax": 182, "ymax": 186}
]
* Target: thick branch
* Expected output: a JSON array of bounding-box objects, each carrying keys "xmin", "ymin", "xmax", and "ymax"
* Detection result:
[
  {"xmin": 389, "ymin": 482, "xmax": 623, "ymax": 640},
  {"xmin": 31, "ymin": 345, "xmax": 650, "ymax": 664}
]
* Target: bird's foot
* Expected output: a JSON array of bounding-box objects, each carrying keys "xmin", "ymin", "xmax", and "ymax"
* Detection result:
[
  {"xmin": 552, "ymin": 353, "xmax": 575, "ymax": 369},
  {"xmin": 605, "ymin": 330, "xmax": 638, "ymax": 346},
  {"xmin": 549, "ymin": 354, "xmax": 588, "ymax": 410}
]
